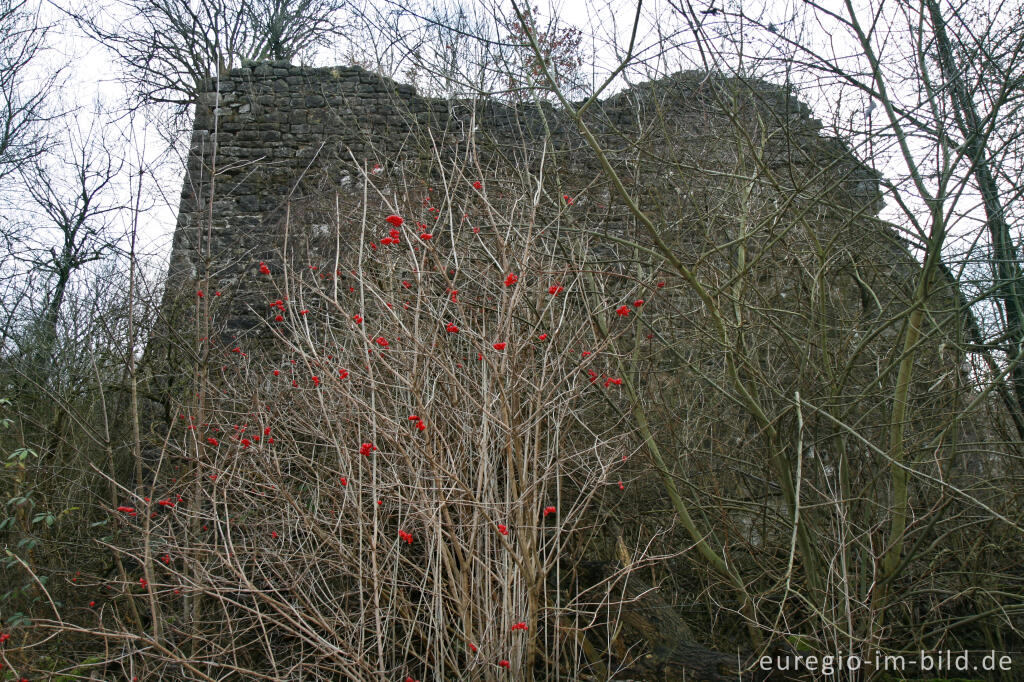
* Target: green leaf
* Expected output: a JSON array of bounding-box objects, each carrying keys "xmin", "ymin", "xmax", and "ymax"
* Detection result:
[
  {"xmin": 8, "ymin": 447, "xmax": 37, "ymax": 462},
  {"xmin": 8, "ymin": 612, "xmax": 32, "ymax": 627},
  {"xmin": 787, "ymin": 634, "xmax": 815, "ymax": 652},
  {"xmin": 16, "ymin": 536, "xmax": 38, "ymax": 550}
]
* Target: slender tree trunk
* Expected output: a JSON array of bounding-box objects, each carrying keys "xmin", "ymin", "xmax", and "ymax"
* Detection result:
[{"xmin": 925, "ymin": 0, "xmax": 1024, "ymax": 416}]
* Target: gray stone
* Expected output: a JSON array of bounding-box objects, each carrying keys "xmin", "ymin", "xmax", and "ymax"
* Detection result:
[{"xmin": 165, "ymin": 61, "xmax": 886, "ymax": 346}]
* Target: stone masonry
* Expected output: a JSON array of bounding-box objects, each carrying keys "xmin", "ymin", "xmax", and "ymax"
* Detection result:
[{"xmin": 164, "ymin": 60, "xmax": 885, "ymax": 337}]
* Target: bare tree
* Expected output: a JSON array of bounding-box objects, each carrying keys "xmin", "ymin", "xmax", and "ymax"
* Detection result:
[
  {"xmin": 497, "ymin": 3, "xmax": 586, "ymax": 102},
  {"xmin": 70, "ymin": 0, "xmax": 348, "ymax": 109},
  {"xmin": 922, "ymin": 0, "xmax": 1024, "ymax": 418},
  {"xmin": 0, "ymin": 0, "xmax": 58, "ymax": 306},
  {"xmin": 338, "ymin": 0, "xmax": 589, "ymax": 101},
  {"xmin": 0, "ymin": 0, "xmax": 53, "ymax": 187},
  {"xmin": 14, "ymin": 112, "xmax": 126, "ymax": 376}
]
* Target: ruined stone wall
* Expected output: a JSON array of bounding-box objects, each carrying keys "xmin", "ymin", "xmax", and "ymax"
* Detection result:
[
  {"xmin": 164, "ymin": 61, "xmax": 886, "ymax": 336},
  {"xmin": 151, "ymin": 63, "xmax": 992, "ymax": 665}
]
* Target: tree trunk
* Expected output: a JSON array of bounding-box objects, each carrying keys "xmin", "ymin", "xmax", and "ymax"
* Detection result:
[{"xmin": 925, "ymin": 0, "xmax": 1024, "ymax": 417}]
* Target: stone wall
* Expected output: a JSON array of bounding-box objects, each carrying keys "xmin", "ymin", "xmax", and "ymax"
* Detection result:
[
  {"xmin": 151, "ymin": 62, "xmax": 986, "ymax": 669},
  {"xmin": 164, "ymin": 61, "xmax": 885, "ymax": 336}
]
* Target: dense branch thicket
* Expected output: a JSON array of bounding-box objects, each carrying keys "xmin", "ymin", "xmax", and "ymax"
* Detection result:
[{"xmin": 2, "ymin": 0, "xmax": 1024, "ymax": 679}]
